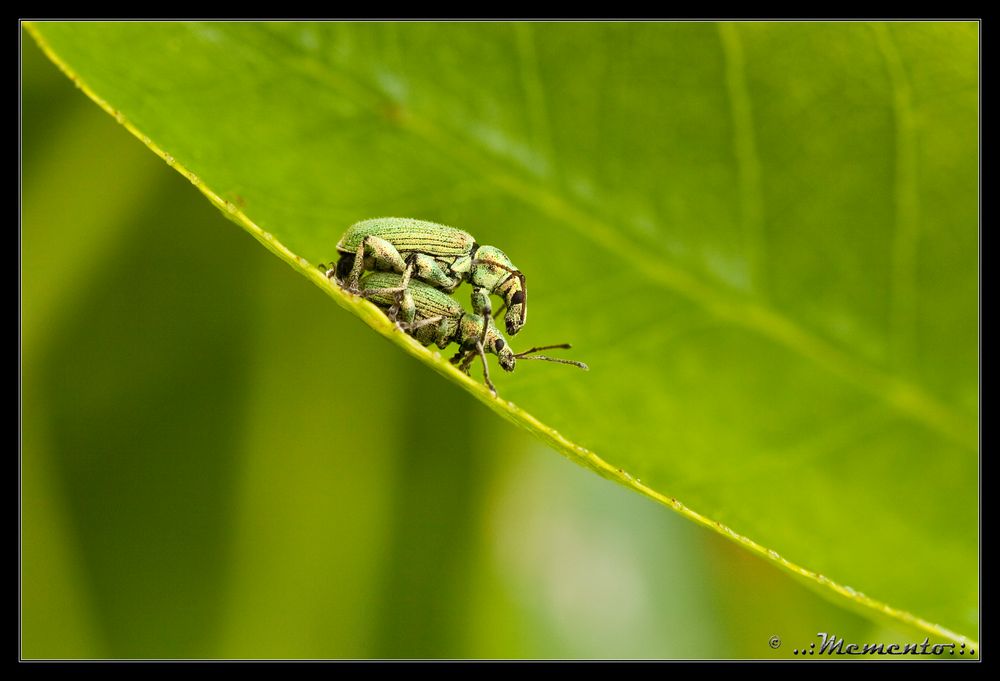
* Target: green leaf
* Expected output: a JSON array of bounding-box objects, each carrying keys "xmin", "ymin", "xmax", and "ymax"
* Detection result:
[{"xmin": 26, "ymin": 21, "xmax": 979, "ymax": 646}]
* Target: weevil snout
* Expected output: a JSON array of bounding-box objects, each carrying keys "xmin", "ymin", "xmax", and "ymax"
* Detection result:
[
  {"xmin": 499, "ymin": 271, "xmax": 526, "ymax": 335},
  {"xmin": 497, "ymin": 348, "xmax": 516, "ymax": 372},
  {"xmin": 504, "ymin": 289, "xmax": 526, "ymax": 335}
]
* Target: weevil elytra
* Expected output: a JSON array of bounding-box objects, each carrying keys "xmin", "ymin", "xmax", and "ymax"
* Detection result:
[
  {"xmin": 326, "ymin": 218, "xmax": 528, "ymax": 339},
  {"xmin": 357, "ymin": 272, "xmax": 586, "ymax": 394}
]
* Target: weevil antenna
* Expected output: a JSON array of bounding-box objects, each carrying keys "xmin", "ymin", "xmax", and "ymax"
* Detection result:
[
  {"xmin": 515, "ymin": 355, "xmax": 589, "ymax": 370},
  {"xmin": 514, "ymin": 344, "xmax": 588, "ymax": 370},
  {"xmin": 514, "ymin": 343, "xmax": 572, "ymax": 355}
]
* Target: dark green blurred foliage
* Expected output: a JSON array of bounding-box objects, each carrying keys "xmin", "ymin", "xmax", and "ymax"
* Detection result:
[{"xmin": 21, "ymin": 26, "xmax": 973, "ymax": 659}]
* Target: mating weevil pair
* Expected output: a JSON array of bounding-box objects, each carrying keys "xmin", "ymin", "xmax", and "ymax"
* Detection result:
[
  {"xmin": 333, "ymin": 217, "xmax": 526, "ymax": 339},
  {"xmin": 320, "ymin": 217, "xmax": 587, "ymax": 394}
]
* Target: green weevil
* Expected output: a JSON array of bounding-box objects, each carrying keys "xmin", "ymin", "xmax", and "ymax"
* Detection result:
[
  {"xmin": 358, "ymin": 272, "xmax": 586, "ymax": 394},
  {"xmin": 325, "ymin": 217, "xmax": 528, "ymax": 339}
]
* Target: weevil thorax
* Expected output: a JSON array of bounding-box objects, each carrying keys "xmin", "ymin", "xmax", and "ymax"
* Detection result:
[{"xmin": 469, "ymin": 246, "xmax": 513, "ymax": 289}]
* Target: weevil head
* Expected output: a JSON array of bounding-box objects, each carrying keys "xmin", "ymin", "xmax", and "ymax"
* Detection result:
[
  {"xmin": 471, "ymin": 246, "xmax": 526, "ymax": 336},
  {"xmin": 484, "ymin": 322, "xmax": 516, "ymax": 372},
  {"xmin": 460, "ymin": 315, "xmax": 516, "ymax": 372}
]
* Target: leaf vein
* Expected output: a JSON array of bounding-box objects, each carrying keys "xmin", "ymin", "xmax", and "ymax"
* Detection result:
[
  {"xmin": 718, "ymin": 22, "xmax": 767, "ymax": 298},
  {"xmin": 512, "ymin": 23, "xmax": 555, "ymax": 179},
  {"xmin": 873, "ymin": 23, "xmax": 922, "ymax": 371}
]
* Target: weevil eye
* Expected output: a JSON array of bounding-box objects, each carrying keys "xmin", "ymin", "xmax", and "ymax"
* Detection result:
[
  {"xmin": 493, "ymin": 337, "xmax": 505, "ymax": 352},
  {"xmin": 509, "ymin": 290, "xmax": 525, "ymax": 306}
]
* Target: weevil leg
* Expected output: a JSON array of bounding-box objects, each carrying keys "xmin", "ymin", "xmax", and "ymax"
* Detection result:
[
  {"xmin": 475, "ymin": 340, "xmax": 496, "ymax": 394},
  {"xmin": 393, "ymin": 257, "xmax": 416, "ymax": 318},
  {"xmin": 386, "ymin": 262, "xmax": 413, "ymax": 322},
  {"xmin": 455, "ymin": 344, "xmax": 496, "ymax": 394},
  {"xmin": 347, "ymin": 236, "xmax": 409, "ymax": 291},
  {"xmin": 359, "ymin": 287, "xmax": 414, "ymax": 327},
  {"xmin": 410, "ymin": 253, "xmax": 461, "ymax": 291},
  {"xmin": 403, "ymin": 315, "xmax": 442, "ymax": 332},
  {"xmin": 359, "ymin": 286, "xmax": 406, "ymax": 299},
  {"xmin": 458, "ymin": 349, "xmax": 476, "ymax": 372},
  {"xmin": 387, "ymin": 302, "xmax": 401, "ymax": 322},
  {"xmin": 347, "ymin": 243, "xmax": 366, "ymax": 291},
  {"xmin": 470, "ymin": 287, "xmax": 493, "ymax": 349},
  {"xmin": 319, "ymin": 262, "xmax": 342, "ymax": 282},
  {"xmin": 360, "ymin": 285, "xmax": 414, "ymax": 320},
  {"xmin": 398, "ymin": 287, "xmax": 415, "ymax": 325},
  {"xmin": 399, "ymin": 258, "xmax": 414, "ymax": 289}
]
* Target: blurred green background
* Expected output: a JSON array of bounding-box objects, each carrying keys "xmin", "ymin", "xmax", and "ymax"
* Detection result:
[{"xmin": 21, "ymin": 25, "xmax": 975, "ymax": 659}]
